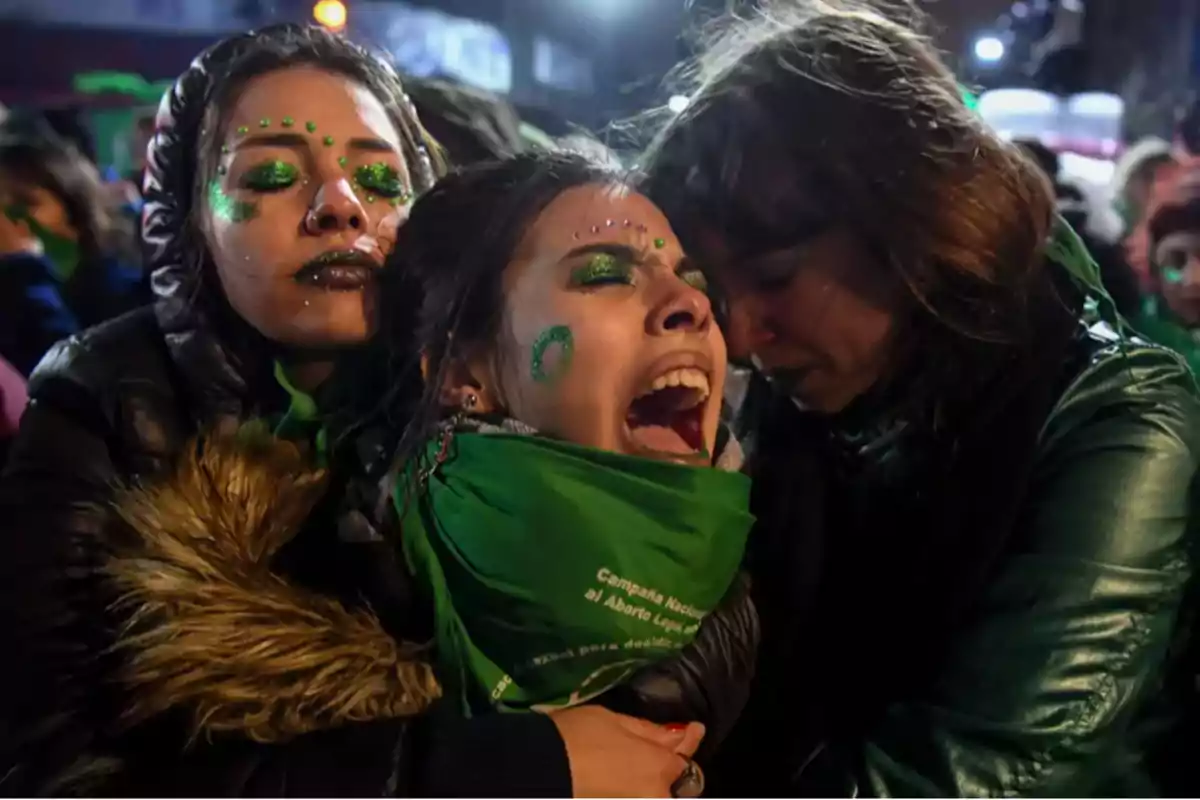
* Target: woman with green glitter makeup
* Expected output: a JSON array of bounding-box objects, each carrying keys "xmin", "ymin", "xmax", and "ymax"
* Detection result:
[{"xmin": 0, "ymin": 23, "xmax": 504, "ymax": 799}]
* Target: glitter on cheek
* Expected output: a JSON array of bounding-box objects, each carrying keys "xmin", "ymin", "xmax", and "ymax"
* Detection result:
[
  {"xmin": 530, "ymin": 325, "xmax": 575, "ymax": 384},
  {"xmin": 207, "ymin": 179, "xmax": 258, "ymax": 223}
]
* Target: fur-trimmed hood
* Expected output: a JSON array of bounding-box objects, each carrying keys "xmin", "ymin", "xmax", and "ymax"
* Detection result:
[{"xmin": 106, "ymin": 424, "xmax": 440, "ymax": 745}]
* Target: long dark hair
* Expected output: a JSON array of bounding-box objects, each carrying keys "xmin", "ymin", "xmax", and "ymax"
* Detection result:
[
  {"xmin": 641, "ymin": 0, "xmax": 1065, "ymax": 418},
  {"xmin": 332, "ymin": 151, "xmax": 624, "ymax": 479}
]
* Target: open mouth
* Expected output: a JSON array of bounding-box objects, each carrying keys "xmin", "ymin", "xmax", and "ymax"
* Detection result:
[
  {"xmin": 294, "ymin": 249, "xmax": 380, "ymax": 291},
  {"xmin": 624, "ymin": 367, "xmax": 711, "ymax": 459}
]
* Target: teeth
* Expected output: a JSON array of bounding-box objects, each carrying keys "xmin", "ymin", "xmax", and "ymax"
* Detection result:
[{"xmin": 639, "ymin": 368, "xmax": 711, "ymax": 401}]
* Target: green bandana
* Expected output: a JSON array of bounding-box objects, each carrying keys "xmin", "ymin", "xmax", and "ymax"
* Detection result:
[
  {"xmin": 272, "ymin": 361, "xmax": 327, "ymax": 466},
  {"xmin": 3, "ymin": 204, "xmax": 81, "ymax": 283},
  {"xmin": 399, "ymin": 430, "xmax": 753, "ymax": 716}
]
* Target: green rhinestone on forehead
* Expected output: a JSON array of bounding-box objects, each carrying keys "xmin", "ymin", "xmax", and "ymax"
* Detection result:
[
  {"xmin": 236, "ymin": 125, "xmax": 249, "ymax": 135},
  {"xmin": 338, "ymin": 156, "xmax": 348, "ymax": 168},
  {"xmin": 323, "ymin": 135, "xmax": 334, "ymax": 146},
  {"xmin": 306, "ymin": 121, "xmax": 317, "ymax": 133},
  {"xmin": 281, "ymin": 117, "xmax": 294, "ymax": 127},
  {"xmin": 653, "ymin": 237, "xmax": 666, "ymax": 249},
  {"xmin": 259, "ymin": 118, "xmax": 270, "ymax": 128}
]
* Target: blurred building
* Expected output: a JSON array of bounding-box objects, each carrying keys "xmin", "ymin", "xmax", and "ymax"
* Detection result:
[
  {"xmin": 1082, "ymin": 0, "xmax": 1196, "ymax": 139},
  {"xmin": 961, "ymin": 0, "xmax": 1199, "ymax": 140}
]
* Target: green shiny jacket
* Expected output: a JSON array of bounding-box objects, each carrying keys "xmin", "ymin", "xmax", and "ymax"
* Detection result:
[
  {"xmin": 732, "ymin": 325, "xmax": 1200, "ymax": 796},
  {"xmin": 1132, "ymin": 296, "xmax": 1200, "ymax": 380}
]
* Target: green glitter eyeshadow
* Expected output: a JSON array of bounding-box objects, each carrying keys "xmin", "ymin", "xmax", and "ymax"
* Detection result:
[
  {"xmin": 354, "ymin": 162, "xmax": 405, "ymax": 198},
  {"xmin": 569, "ymin": 252, "xmax": 632, "ymax": 287},
  {"xmin": 242, "ymin": 160, "xmax": 300, "ymax": 191}
]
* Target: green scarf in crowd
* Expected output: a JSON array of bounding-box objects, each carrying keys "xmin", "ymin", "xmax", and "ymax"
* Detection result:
[
  {"xmin": 398, "ymin": 425, "xmax": 753, "ymax": 716},
  {"xmin": 3, "ymin": 204, "xmax": 81, "ymax": 283}
]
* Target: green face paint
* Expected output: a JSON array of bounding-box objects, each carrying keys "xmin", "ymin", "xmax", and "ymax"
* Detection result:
[
  {"xmin": 207, "ymin": 179, "xmax": 258, "ymax": 223},
  {"xmin": 530, "ymin": 325, "xmax": 574, "ymax": 384},
  {"xmin": 4, "ymin": 204, "xmax": 81, "ymax": 282}
]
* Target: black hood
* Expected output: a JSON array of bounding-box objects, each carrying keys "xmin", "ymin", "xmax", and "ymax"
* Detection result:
[{"xmin": 142, "ymin": 27, "xmax": 282, "ymax": 423}]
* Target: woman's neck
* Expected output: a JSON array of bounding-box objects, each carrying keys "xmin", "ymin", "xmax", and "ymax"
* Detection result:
[{"xmin": 279, "ymin": 358, "xmax": 334, "ymax": 395}]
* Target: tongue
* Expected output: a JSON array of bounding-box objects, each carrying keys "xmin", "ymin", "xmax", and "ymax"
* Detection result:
[
  {"xmin": 627, "ymin": 387, "xmax": 705, "ymax": 455},
  {"xmin": 672, "ymin": 411, "xmax": 705, "ymax": 451}
]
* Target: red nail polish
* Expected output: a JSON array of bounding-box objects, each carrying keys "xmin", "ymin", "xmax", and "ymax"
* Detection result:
[{"xmin": 664, "ymin": 723, "xmax": 688, "ymax": 732}]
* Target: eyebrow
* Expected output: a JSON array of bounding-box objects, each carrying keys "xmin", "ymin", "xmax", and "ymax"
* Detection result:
[
  {"xmin": 235, "ymin": 132, "xmax": 398, "ymax": 154},
  {"xmin": 562, "ymin": 242, "xmax": 645, "ymax": 262},
  {"xmin": 235, "ymin": 132, "xmax": 309, "ymax": 150},
  {"xmin": 347, "ymin": 137, "xmax": 397, "ymax": 153}
]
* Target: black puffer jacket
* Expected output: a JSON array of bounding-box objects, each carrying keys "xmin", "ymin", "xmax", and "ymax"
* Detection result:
[{"xmin": 0, "ymin": 27, "xmax": 757, "ymax": 798}]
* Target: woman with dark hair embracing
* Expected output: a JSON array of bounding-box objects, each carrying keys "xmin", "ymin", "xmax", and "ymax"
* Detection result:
[{"xmin": 641, "ymin": 1, "xmax": 1200, "ymax": 796}]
